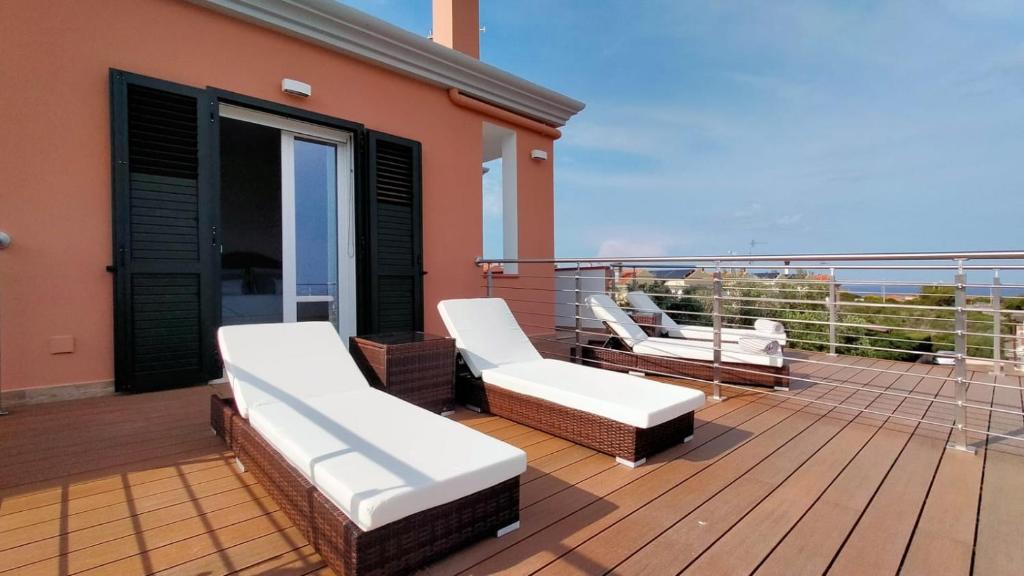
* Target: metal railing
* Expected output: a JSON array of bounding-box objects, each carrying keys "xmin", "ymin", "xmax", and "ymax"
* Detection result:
[{"xmin": 479, "ymin": 251, "xmax": 1024, "ymax": 453}]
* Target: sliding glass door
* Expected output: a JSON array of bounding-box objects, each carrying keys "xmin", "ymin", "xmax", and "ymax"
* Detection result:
[{"xmin": 219, "ymin": 105, "xmax": 356, "ymax": 341}]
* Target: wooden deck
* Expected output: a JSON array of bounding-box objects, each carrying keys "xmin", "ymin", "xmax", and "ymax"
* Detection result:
[{"xmin": 1, "ymin": 353, "xmax": 1022, "ymax": 575}]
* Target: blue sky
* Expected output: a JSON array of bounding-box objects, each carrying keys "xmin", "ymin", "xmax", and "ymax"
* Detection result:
[{"xmin": 344, "ymin": 0, "xmax": 1024, "ymax": 260}]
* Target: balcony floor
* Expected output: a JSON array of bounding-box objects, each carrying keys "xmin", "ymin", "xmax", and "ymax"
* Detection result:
[{"xmin": 1, "ymin": 353, "xmax": 1022, "ymax": 575}]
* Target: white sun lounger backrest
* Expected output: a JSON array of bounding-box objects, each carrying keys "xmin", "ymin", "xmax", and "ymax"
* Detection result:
[
  {"xmin": 626, "ymin": 291, "xmax": 679, "ymax": 334},
  {"xmin": 218, "ymin": 322, "xmax": 369, "ymax": 418},
  {"xmin": 437, "ymin": 298, "xmax": 543, "ymax": 377},
  {"xmin": 586, "ymin": 294, "xmax": 649, "ymax": 347}
]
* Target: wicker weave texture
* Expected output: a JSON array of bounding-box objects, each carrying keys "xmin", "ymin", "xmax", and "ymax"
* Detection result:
[
  {"xmin": 628, "ymin": 311, "xmax": 664, "ymax": 336},
  {"xmin": 210, "ymin": 395, "xmax": 519, "ymax": 576},
  {"xmin": 311, "ymin": 478, "xmax": 518, "ymax": 576},
  {"xmin": 351, "ymin": 336, "xmax": 455, "ymax": 413},
  {"xmin": 234, "ymin": 413, "xmax": 318, "ymax": 543},
  {"xmin": 582, "ymin": 339, "xmax": 790, "ymax": 389},
  {"xmin": 210, "ymin": 394, "xmax": 236, "ymax": 450},
  {"xmin": 456, "ymin": 378, "xmax": 693, "ymax": 462}
]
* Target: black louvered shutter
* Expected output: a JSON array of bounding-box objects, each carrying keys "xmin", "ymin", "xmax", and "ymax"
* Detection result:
[
  {"xmin": 364, "ymin": 131, "xmax": 423, "ymax": 333},
  {"xmin": 110, "ymin": 71, "xmax": 217, "ymax": 392}
]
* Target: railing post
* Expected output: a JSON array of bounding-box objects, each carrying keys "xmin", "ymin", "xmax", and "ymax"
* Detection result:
[
  {"xmin": 485, "ymin": 266, "xmax": 493, "ymax": 297},
  {"xmin": 991, "ymin": 269, "xmax": 1003, "ymax": 376},
  {"xmin": 828, "ymin": 267, "xmax": 838, "ymax": 356},
  {"xmin": 712, "ymin": 263, "xmax": 724, "ymax": 400},
  {"xmin": 948, "ymin": 262, "xmax": 975, "ymax": 453},
  {"xmin": 574, "ymin": 261, "xmax": 582, "ymax": 364}
]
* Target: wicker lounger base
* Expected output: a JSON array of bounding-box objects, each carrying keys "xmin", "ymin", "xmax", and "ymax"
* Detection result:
[
  {"xmin": 582, "ymin": 339, "xmax": 790, "ymax": 390},
  {"xmin": 456, "ymin": 378, "xmax": 694, "ymax": 464},
  {"xmin": 210, "ymin": 395, "xmax": 520, "ymax": 576}
]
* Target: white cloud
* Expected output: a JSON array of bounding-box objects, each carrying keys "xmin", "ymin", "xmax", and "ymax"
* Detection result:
[
  {"xmin": 734, "ymin": 203, "xmax": 764, "ymax": 219},
  {"xmin": 776, "ymin": 213, "xmax": 803, "ymax": 227},
  {"xmin": 596, "ymin": 238, "xmax": 674, "ymax": 259}
]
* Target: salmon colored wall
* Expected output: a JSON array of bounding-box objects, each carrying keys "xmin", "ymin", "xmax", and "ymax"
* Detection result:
[{"xmin": 0, "ymin": 0, "xmax": 555, "ymax": 391}]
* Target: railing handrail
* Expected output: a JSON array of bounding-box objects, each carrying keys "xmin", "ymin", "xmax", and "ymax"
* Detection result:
[
  {"xmin": 477, "ymin": 249, "xmax": 1024, "ymax": 265},
  {"xmin": 481, "ymin": 250, "xmax": 1024, "ymax": 453}
]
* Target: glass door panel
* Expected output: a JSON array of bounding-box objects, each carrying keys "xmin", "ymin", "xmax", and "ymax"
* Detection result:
[
  {"xmin": 293, "ymin": 138, "xmax": 339, "ymax": 324},
  {"xmin": 281, "ymin": 130, "xmax": 356, "ymax": 341},
  {"xmin": 217, "ymin": 104, "xmax": 355, "ymax": 342}
]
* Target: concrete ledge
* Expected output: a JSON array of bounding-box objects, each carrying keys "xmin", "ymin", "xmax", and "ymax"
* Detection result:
[{"xmin": 2, "ymin": 380, "xmax": 116, "ymax": 408}]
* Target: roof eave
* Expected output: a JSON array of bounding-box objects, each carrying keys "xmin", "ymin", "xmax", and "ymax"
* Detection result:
[{"xmin": 188, "ymin": 0, "xmax": 585, "ymax": 127}]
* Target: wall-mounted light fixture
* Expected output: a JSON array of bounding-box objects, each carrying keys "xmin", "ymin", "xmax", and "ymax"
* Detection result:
[
  {"xmin": 282, "ymin": 79, "xmax": 312, "ymax": 98},
  {"xmin": 0, "ymin": 231, "xmax": 11, "ymax": 250},
  {"xmin": 530, "ymin": 149, "xmax": 548, "ymax": 161}
]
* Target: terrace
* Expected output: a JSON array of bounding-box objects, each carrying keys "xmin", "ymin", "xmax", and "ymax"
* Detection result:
[{"xmin": 1, "ymin": 252, "xmax": 1022, "ymax": 575}]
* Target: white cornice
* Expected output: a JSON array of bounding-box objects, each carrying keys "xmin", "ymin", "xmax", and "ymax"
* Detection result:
[{"xmin": 187, "ymin": 0, "xmax": 585, "ymax": 126}]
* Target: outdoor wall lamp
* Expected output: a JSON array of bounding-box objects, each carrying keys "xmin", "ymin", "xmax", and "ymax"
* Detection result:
[
  {"xmin": 530, "ymin": 149, "xmax": 548, "ymax": 161},
  {"xmin": 0, "ymin": 231, "xmax": 10, "ymax": 249},
  {"xmin": 282, "ymin": 79, "xmax": 312, "ymax": 98}
]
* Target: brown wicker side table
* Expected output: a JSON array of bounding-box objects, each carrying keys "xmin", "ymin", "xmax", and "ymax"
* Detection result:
[{"xmin": 350, "ymin": 332, "xmax": 455, "ymax": 414}]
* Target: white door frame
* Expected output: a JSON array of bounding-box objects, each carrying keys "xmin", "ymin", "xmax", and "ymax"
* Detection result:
[{"xmin": 219, "ymin": 104, "xmax": 357, "ymax": 341}]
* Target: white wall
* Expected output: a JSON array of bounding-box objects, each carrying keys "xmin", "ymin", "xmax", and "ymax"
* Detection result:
[{"xmin": 555, "ymin": 267, "xmax": 611, "ymax": 329}]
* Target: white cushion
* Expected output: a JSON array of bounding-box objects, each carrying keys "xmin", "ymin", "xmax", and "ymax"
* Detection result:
[
  {"xmin": 218, "ymin": 322, "xmax": 369, "ymax": 418},
  {"xmin": 627, "ymin": 291, "xmax": 787, "ymax": 346},
  {"xmin": 634, "ymin": 337, "xmax": 785, "ymax": 368},
  {"xmin": 626, "ymin": 291, "xmax": 677, "ymax": 335},
  {"xmin": 755, "ymin": 318, "xmax": 786, "ymax": 335},
  {"xmin": 437, "ymin": 299, "xmax": 542, "ymax": 377},
  {"xmin": 666, "ymin": 325, "xmax": 787, "ymax": 346},
  {"xmin": 481, "ymin": 359, "xmax": 704, "ymax": 428},
  {"xmin": 249, "ymin": 388, "xmax": 526, "ymax": 532},
  {"xmin": 586, "ymin": 294, "xmax": 649, "ymax": 347}
]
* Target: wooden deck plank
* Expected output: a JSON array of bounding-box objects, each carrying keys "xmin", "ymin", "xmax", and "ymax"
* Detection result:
[
  {"xmin": 753, "ymin": 364, "xmax": 945, "ymax": 576},
  {"xmin": 672, "ymin": 363, "xmax": 938, "ymax": 575},
  {"xmin": 7, "ymin": 497, "xmax": 282, "ymax": 575},
  {"xmin": 423, "ymin": 390, "xmax": 805, "ymax": 575},
  {"xmin": 0, "ymin": 457, "xmax": 251, "ymax": 532},
  {"xmin": 0, "ymin": 435, "xmax": 226, "ymax": 492},
  {"xmin": 969, "ymin": 373, "xmax": 1024, "ymax": 576},
  {"xmin": 1, "ymin": 353, "xmax": 1019, "ymax": 576},
  {"xmin": 0, "ymin": 449, "xmax": 233, "ymax": 518},
  {"xmin": 0, "ymin": 483, "xmax": 269, "ymax": 570},
  {"xmin": 898, "ymin": 371, "xmax": 994, "ymax": 576},
  {"xmin": 0, "ymin": 467, "xmax": 260, "ymax": 542},
  {"xmin": 228, "ymin": 545, "xmax": 326, "ymax": 575},
  {"xmin": 154, "ymin": 525, "xmax": 308, "ymax": 576},
  {"xmin": 537, "ymin": 357, "xmax": 914, "ymax": 575},
  {"xmin": 437, "ymin": 356, "xmax": 868, "ymax": 575},
  {"xmin": 826, "ymin": 369, "xmax": 963, "ymax": 575}
]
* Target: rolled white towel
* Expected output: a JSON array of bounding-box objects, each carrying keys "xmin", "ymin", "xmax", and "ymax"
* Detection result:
[
  {"xmin": 754, "ymin": 318, "xmax": 785, "ymax": 335},
  {"xmin": 738, "ymin": 336, "xmax": 781, "ymax": 355}
]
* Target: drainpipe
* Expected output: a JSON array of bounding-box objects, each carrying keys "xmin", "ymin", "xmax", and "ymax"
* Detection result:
[{"xmin": 447, "ymin": 88, "xmax": 562, "ymax": 139}]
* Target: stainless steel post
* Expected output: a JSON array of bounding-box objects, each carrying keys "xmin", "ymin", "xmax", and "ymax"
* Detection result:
[
  {"xmin": 485, "ymin": 267, "xmax": 493, "ymax": 297},
  {"xmin": 712, "ymin": 264, "xmax": 724, "ymax": 400},
  {"xmin": 948, "ymin": 262, "xmax": 974, "ymax": 453},
  {"xmin": 991, "ymin": 269, "xmax": 1003, "ymax": 377},
  {"xmin": 828, "ymin": 267, "xmax": 838, "ymax": 356},
  {"xmin": 574, "ymin": 262, "xmax": 582, "ymax": 363}
]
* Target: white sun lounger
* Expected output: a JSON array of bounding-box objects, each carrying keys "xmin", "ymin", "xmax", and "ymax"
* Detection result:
[
  {"xmin": 626, "ymin": 291, "xmax": 787, "ymax": 346},
  {"xmin": 586, "ymin": 294, "xmax": 790, "ymax": 390},
  {"xmin": 212, "ymin": 322, "xmax": 525, "ymax": 575},
  {"xmin": 438, "ymin": 298, "xmax": 706, "ymax": 467}
]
